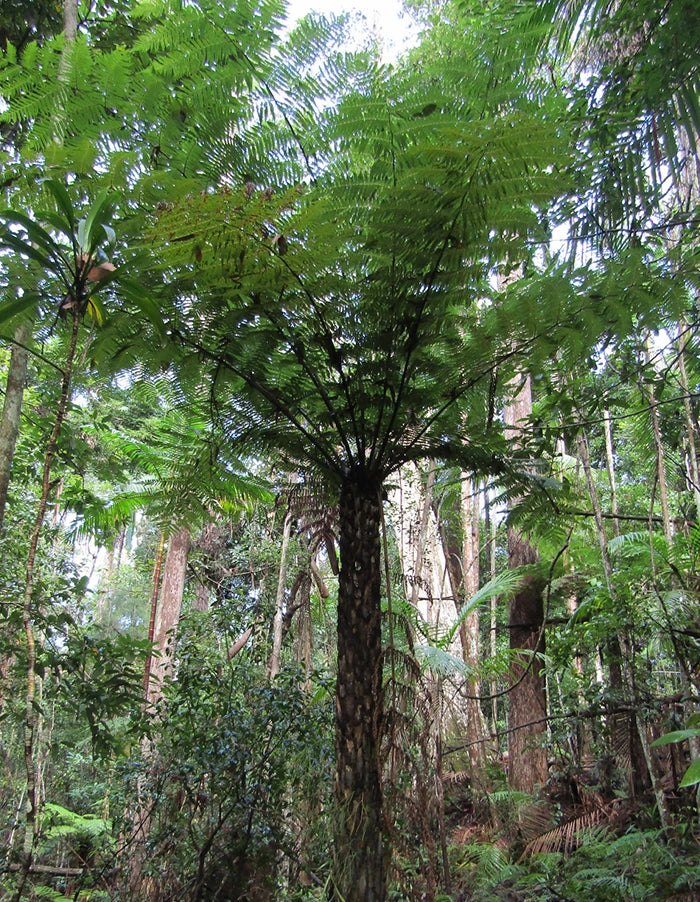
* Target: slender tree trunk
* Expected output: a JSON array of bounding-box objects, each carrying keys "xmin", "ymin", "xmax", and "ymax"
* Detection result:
[
  {"xmin": 504, "ymin": 375, "xmax": 548, "ymax": 792},
  {"xmin": 332, "ymin": 469, "xmax": 385, "ymax": 902},
  {"xmin": 459, "ymin": 474, "xmax": 489, "ymax": 771},
  {"xmin": 63, "ymin": 0, "xmax": 78, "ymax": 42},
  {"xmin": 269, "ymin": 508, "xmax": 293, "ymax": 678},
  {"xmin": 0, "ymin": 322, "xmax": 31, "ymax": 534},
  {"xmin": 639, "ymin": 339, "xmax": 673, "ymax": 543},
  {"xmin": 143, "ymin": 533, "xmax": 165, "ymax": 698},
  {"xmin": 677, "ymin": 321, "xmax": 700, "ymax": 517},
  {"xmin": 577, "ymin": 430, "xmax": 670, "ymax": 825},
  {"xmin": 11, "ymin": 308, "xmax": 80, "ymax": 902},
  {"xmin": 484, "ymin": 486, "xmax": 499, "ymax": 736},
  {"xmin": 439, "ymin": 475, "xmax": 488, "ymax": 771},
  {"xmin": 602, "ymin": 409, "xmax": 620, "ymax": 538},
  {"xmin": 9, "ymin": 6, "xmax": 79, "ymax": 896}
]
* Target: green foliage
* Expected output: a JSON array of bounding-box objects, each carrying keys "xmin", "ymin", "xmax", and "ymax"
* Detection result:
[
  {"xmin": 452, "ymin": 827, "xmax": 700, "ymax": 901},
  {"xmin": 113, "ymin": 607, "xmax": 334, "ymax": 900},
  {"xmin": 652, "ymin": 713, "xmax": 700, "ymax": 788},
  {"xmin": 51, "ymin": 626, "xmax": 154, "ymax": 758}
]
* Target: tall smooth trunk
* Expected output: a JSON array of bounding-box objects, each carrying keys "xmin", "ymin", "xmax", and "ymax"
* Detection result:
[
  {"xmin": 144, "ymin": 527, "xmax": 190, "ymax": 707},
  {"xmin": 459, "ymin": 474, "xmax": 489, "ymax": 771},
  {"xmin": 332, "ymin": 470, "xmax": 385, "ymax": 902},
  {"xmin": 0, "ymin": 322, "xmax": 31, "ymax": 534},
  {"xmin": 639, "ymin": 339, "xmax": 673, "ymax": 542},
  {"xmin": 11, "ymin": 308, "xmax": 80, "ymax": 902},
  {"xmin": 677, "ymin": 322, "xmax": 700, "ymax": 518},
  {"xmin": 269, "ymin": 509, "xmax": 293, "ymax": 678},
  {"xmin": 438, "ymin": 474, "xmax": 489, "ymax": 771},
  {"xmin": 602, "ymin": 409, "xmax": 620, "ymax": 538}
]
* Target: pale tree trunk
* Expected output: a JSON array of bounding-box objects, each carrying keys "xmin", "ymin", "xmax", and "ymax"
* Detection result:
[
  {"xmin": 144, "ymin": 527, "xmax": 191, "ymax": 708},
  {"xmin": 677, "ymin": 321, "xmax": 700, "ymax": 518},
  {"xmin": 132, "ymin": 528, "xmax": 190, "ymax": 898},
  {"xmin": 639, "ymin": 339, "xmax": 673, "ymax": 543},
  {"xmin": 484, "ymin": 486, "xmax": 499, "ymax": 736},
  {"xmin": 459, "ymin": 474, "xmax": 489, "ymax": 771},
  {"xmin": 437, "ymin": 475, "xmax": 489, "ymax": 772},
  {"xmin": 390, "ymin": 462, "xmax": 452, "ymax": 895},
  {"xmin": 394, "ymin": 462, "xmax": 453, "ymax": 638},
  {"xmin": 676, "ymin": 322, "xmax": 700, "ymax": 779},
  {"xmin": 0, "ymin": 324, "xmax": 31, "ymax": 715},
  {"xmin": 0, "ymin": 322, "xmax": 31, "ymax": 534},
  {"xmin": 504, "ymin": 374, "xmax": 548, "ymax": 792},
  {"xmin": 602, "ymin": 409, "xmax": 620, "ymax": 538},
  {"xmin": 63, "ymin": 0, "xmax": 78, "ymax": 42},
  {"xmin": 269, "ymin": 508, "xmax": 293, "ymax": 678}
]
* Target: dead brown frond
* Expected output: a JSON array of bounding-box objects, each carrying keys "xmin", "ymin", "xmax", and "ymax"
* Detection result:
[
  {"xmin": 520, "ymin": 799, "xmax": 625, "ymax": 858},
  {"xmin": 443, "ymin": 770, "xmax": 472, "ymax": 787}
]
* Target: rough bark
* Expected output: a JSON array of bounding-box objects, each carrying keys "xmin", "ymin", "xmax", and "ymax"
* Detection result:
[
  {"xmin": 332, "ymin": 470, "xmax": 385, "ymax": 902},
  {"xmin": 504, "ymin": 374, "xmax": 549, "ymax": 792},
  {"xmin": 0, "ymin": 322, "xmax": 31, "ymax": 534},
  {"xmin": 506, "ymin": 530, "xmax": 548, "ymax": 792}
]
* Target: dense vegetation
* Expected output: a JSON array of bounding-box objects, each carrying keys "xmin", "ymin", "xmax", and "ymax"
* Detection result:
[{"xmin": 0, "ymin": 0, "xmax": 698, "ymax": 899}]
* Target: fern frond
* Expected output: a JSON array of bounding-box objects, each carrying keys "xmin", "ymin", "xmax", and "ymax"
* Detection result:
[{"xmin": 522, "ymin": 807, "xmax": 615, "ymax": 857}]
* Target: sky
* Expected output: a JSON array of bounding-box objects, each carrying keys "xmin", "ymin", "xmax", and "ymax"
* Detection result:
[{"xmin": 284, "ymin": 0, "xmax": 418, "ymax": 60}]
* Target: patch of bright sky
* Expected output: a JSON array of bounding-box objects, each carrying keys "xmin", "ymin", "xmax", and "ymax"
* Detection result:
[{"xmin": 284, "ymin": 0, "xmax": 419, "ymax": 61}]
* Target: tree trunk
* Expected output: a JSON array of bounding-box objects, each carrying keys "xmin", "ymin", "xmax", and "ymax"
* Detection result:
[
  {"xmin": 677, "ymin": 321, "xmax": 700, "ymax": 518},
  {"xmin": 577, "ymin": 429, "xmax": 669, "ymax": 824},
  {"xmin": 11, "ymin": 308, "xmax": 81, "ymax": 902},
  {"xmin": 0, "ymin": 322, "xmax": 31, "ymax": 534},
  {"xmin": 602, "ymin": 409, "xmax": 620, "ymax": 538},
  {"xmin": 639, "ymin": 339, "xmax": 673, "ymax": 543},
  {"xmin": 332, "ymin": 470, "xmax": 385, "ymax": 902},
  {"xmin": 504, "ymin": 374, "xmax": 548, "ymax": 792},
  {"xmin": 460, "ymin": 474, "xmax": 489, "ymax": 772},
  {"xmin": 437, "ymin": 474, "xmax": 489, "ymax": 772},
  {"xmin": 145, "ymin": 527, "xmax": 190, "ymax": 708},
  {"xmin": 506, "ymin": 529, "xmax": 548, "ymax": 792},
  {"xmin": 269, "ymin": 508, "xmax": 293, "ymax": 678}
]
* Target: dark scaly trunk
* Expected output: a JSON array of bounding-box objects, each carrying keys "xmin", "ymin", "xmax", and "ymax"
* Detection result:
[{"xmin": 332, "ymin": 470, "xmax": 386, "ymax": 902}]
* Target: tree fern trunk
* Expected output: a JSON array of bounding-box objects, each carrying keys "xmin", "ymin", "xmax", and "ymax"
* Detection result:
[{"xmin": 332, "ymin": 470, "xmax": 386, "ymax": 902}]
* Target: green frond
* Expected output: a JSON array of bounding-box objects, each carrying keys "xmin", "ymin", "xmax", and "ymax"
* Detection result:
[
  {"xmin": 414, "ymin": 644, "xmax": 475, "ymax": 680},
  {"xmin": 441, "ymin": 568, "xmax": 531, "ymax": 649},
  {"xmin": 453, "ymin": 840, "xmax": 515, "ymax": 891}
]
